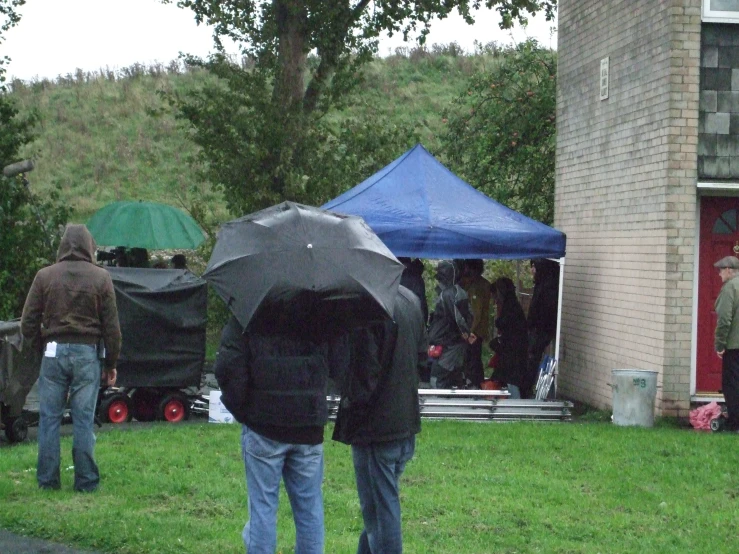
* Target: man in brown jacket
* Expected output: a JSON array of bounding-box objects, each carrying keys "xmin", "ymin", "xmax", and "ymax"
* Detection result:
[{"xmin": 21, "ymin": 224, "xmax": 121, "ymax": 492}]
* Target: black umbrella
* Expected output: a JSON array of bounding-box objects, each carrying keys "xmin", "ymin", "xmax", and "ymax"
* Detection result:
[{"xmin": 203, "ymin": 202, "xmax": 403, "ymax": 333}]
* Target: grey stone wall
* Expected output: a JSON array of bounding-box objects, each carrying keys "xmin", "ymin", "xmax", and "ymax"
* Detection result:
[
  {"xmin": 699, "ymin": 24, "xmax": 739, "ymax": 179},
  {"xmin": 556, "ymin": 0, "xmax": 700, "ymax": 416}
]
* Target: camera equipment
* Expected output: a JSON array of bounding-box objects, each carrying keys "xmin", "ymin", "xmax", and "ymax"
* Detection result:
[
  {"xmin": 96, "ymin": 250, "xmax": 118, "ymax": 263},
  {"xmin": 1, "ymin": 160, "xmax": 54, "ymax": 255},
  {"xmin": 96, "ymin": 247, "xmax": 127, "ymax": 267}
]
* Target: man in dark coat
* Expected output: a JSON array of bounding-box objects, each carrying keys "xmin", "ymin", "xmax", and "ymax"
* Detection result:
[
  {"xmin": 524, "ymin": 258, "xmax": 560, "ymax": 398},
  {"xmin": 213, "ymin": 318, "xmax": 331, "ymax": 553},
  {"xmin": 398, "ymin": 257, "xmax": 428, "ymax": 324},
  {"xmin": 333, "ymin": 285, "xmax": 428, "ymax": 554},
  {"xmin": 427, "ymin": 260, "xmax": 474, "ymax": 388},
  {"xmin": 489, "ymin": 277, "xmax": 528, "ymax": 398}
]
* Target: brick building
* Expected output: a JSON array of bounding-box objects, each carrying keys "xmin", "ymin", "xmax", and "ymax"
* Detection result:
[{"xmin": 555, "ymin": 0, "xmax": 739, "ymax": 416}]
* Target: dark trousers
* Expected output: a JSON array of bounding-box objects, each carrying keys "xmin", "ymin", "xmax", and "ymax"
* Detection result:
[
  {"xmin": 465, "ymin": 339, "xmax": 485, "ymax": 388},
  {"xmin": 430, "ymin": 359, "xmax": 466, "ymax": 389},
  {"xmin": 722, "ymin": 350, "xmax": 739, "ymax": 429}
]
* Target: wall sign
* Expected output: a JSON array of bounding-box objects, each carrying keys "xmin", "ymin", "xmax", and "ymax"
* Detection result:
[{"xmin": 600, "ymin": 57, "xmax": 609, "ymax": 101}]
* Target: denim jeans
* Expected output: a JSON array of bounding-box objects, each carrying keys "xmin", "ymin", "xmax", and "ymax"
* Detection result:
[
  {"xmin": 241, "ymin": 425, "xmax": 324, "ymax": 554},
  {"xmin": 352, "ymin": 436, "xmax": 416, "ymax": 554},
  {"xmin": 37, "ymin": 343, "xmax": 101, "ymax": 491}
]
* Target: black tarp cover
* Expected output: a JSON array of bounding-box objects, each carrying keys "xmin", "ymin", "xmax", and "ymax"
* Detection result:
[
  {"xmin": 0, "ymin": 320, "xmax": 41, "ymax": 417},
  {"xmin": 107, "ymin": 268, "xmax": 207, "ymax": 388}
]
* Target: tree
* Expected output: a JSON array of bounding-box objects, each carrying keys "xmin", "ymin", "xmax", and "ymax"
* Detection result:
[
  {"xmin": 442, "ymin": 39, "xmax": 556, "ymax": 224},
  {"xmin": 164, "ymin": 55, "xmax": 419, "ymax": 215},
  {"xmin": 0, "ymin": 0, "xmax": 71, "ymax": 319},
  {"xmin": 0, "ymin": 0, "xmax": 24, "ymax": 79},
  {"xmin": 163, "ymin": 0, "xmax": 555, "ymax": 215}
]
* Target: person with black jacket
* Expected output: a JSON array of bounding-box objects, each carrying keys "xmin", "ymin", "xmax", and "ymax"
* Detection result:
[
  {"xmin": 427, "ymin": 260, "xmax": 474, "ymax": 388},
  {"xmin": 524, "ymin": 258, "xmax": 560, "ymax": 398},
  {"xmin": 398, "ymin": 257, "xmax": 428, "ymax": 324},
  {"xmin": 489, "ymin": 277, "xmax": 529, "ymax": 398},
  {"xmin": 333, "ymin": 285, "xmax": 428, "ymax": 554},
  {"xmin": 213, "ymin": 317, "xmax": 332, "ymax": 554}
]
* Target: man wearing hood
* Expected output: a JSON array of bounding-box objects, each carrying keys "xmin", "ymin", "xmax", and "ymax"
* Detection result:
[
  {"xmin": 427, "ymin": 260, "xmax": 474, "ymax": 388},
  {"xmin": 21, "ymin": 224, "xmax": 121, "ymax": 492}
]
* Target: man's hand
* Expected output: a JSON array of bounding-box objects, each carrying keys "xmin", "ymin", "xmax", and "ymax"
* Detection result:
[
  {"xmin": 467, "ymin": 333, "xmax": 478, "ymax": 345},
  {"xmin": 717, "ymin": 350, "xmax": 725, "ymax": 359},
  {"xmin": 102, "ymin": 368, "xmax": 117, "ymax": 386}
]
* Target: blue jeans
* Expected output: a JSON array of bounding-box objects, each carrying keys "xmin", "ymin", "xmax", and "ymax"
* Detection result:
[
  {"xmin": 241, "ymin": 425, "xmax": 324, "ymax": 554},
  {"xmin": 352, "ymin": 436, "xmax": 416, "ymax": 554},
  {"xmin": 37, "ymin": 343, "xmax": 101, "ymax": 491}
]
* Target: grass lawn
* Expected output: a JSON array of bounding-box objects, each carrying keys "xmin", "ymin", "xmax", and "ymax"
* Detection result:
[{"xmin": 1, "ymin": 419, "xmax": 738, "ymax": 553}]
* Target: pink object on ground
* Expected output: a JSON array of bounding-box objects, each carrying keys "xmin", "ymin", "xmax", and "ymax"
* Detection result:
[{"xmin": 689, "ymin": 401, "xmax": 723, "ymax": 430}]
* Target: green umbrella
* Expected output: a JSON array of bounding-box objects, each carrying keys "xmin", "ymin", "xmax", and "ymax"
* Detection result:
[{"xmin": 86, "ymin": 201, "xmax": 205, "ymax": 250}]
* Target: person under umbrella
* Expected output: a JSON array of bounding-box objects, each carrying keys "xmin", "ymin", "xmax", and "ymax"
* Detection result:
[
  {"xmin": 332, "ymin": 285, "xmax": 428, "ymax": 554},
  {"xmin": 206, "ymin": 202, "xmax": 402, "ymax": 554},
  {"xmin": 213, "ymin": 311, "xmax": 333, "ymax": 553}
]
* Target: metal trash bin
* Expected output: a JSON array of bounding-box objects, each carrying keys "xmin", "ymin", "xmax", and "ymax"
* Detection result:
[
  {"xmin": 611, "ymin": 369, "xmax": 658, "ymax": 428},
  {"xmin": 0, "ymin": 320, "xmax": 41, "ymax": 442}
]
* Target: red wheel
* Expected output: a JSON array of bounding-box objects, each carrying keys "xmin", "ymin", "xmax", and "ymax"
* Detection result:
[
  {"xmin": 158, "ymin": 393, "xmax": 190, "ymax": 423},
  {"xmin": 107, "ymin": 399, "xmax": 129, "ymax": 423},
  {"xmin": 99, "ymin": 393, "xmax": 132, "ymax": 424}
]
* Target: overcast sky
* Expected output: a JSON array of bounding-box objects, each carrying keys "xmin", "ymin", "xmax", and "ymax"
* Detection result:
[{"xmin": 2, "ymin": 0, "xmax": 557, "ymax": 82}]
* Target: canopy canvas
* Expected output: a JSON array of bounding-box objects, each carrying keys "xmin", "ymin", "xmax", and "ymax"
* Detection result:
[
  {"xmin": 322, "ymin": 144, "xmax": 566, "ymax": 260},
  {"xmin": 323, "ymin": 144, "xmax": 566, "ymax": 391}
]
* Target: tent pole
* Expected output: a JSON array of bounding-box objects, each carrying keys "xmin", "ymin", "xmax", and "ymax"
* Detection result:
[{"xmin": 554, "ymin": 257, "xmax": 565, "ymax": 397}]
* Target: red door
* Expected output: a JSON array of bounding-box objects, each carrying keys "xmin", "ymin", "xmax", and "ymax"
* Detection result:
[{"xmin": 697, "ymin": 196, "xmax": 739, "ymax": 392}]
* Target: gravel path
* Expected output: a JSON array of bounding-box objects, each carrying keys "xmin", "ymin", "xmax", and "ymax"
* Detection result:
[{"xmin": 0, "ymin": 529, "xmax": 103, "ymax": 554}]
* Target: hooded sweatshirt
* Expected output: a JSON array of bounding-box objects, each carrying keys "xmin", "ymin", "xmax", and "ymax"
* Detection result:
[
  {"xmin": 21, "ymin": 224, "xmax": 122, "ymax": 369},
  {"xmin": 428, "ymin": 260, "xmax": 473, "ymax": 346}
]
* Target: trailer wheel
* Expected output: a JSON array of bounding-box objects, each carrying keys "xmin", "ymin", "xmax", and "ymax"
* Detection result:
[
  {"xmin": 158, "ymin": 393, "xmax": 190, "ymax": 423},
  {"xmin": 710, "ymin": 417, "xmax": 725, "ymax": 432},
  {"xmin": 5, "ymin": 416, "xmax": 28, "ymax": 443},
  {"xmin": 131, "ymin": 389, "xmax": 160, "ymax": 422},
  {"xmin": 100, "ymin": 394, "xmax": 132, "ymax": 424}
]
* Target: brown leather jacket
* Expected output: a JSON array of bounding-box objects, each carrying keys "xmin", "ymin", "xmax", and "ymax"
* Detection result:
[{"xmin": 21, "ymin": 224, "xmax": 121, "ymax": 369}]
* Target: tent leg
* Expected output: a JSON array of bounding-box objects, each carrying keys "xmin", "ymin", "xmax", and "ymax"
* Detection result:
[{"xmin": 553, "ymin": 257, "xmax": 565, "ymax": 397}]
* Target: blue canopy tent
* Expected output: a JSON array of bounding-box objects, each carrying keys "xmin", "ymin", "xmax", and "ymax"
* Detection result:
[
  {"xmin": 322, "ymin": 144, "xmax": 566, "ymax": 260},
  {"xmin": 323, "ymin": 144, "xmax": 566, "ymax": 390}
]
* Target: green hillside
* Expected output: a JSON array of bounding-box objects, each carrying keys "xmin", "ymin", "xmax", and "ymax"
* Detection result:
[{"xmin": 8, "ymin": 50, "xmax": 490, "ymax": 224}]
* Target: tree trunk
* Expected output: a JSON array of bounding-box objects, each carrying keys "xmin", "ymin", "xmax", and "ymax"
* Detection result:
[{"xmin": 272, "ymin": 0, "xmax": 308, "ymax": 111}]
